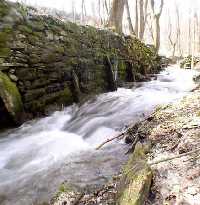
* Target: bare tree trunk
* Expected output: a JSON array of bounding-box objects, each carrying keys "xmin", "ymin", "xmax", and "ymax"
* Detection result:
[
  {"xmin": 188, "ymin": 15, "xmax": 191, "ymax": 55},
  {"xmin": 104, "ymin": 0, "xmax": 109, "ymax": 16},
  {"xmin": 108, "ymin": 0, "xmax": 125, "ymax": 33},
  {"xmin": 125, "ymin": 0, "xmax": 135, "ymax": 35},
  {"xmin": 150, "ymin": 0, "xmax": 164, "ymax": 52},
  {"xmin": 81, "ymin": 0, "xmax": 85, "ymax": 24},
  {"xmin": 176, "ymin": 6, "xmax": 182, "ymax": 57},
  {"xmin": 168, "ymin": 5, "xmax": 179, "ymax": 58},
  {"xmin": 197, "ymin": 14, "xmax": 200, "ymax": 54},
  {"xmin": 153, "ymin": 15, "xmax": 161, "ymax": 52},
  {"xmin": 139, "ymin": 0, "xmax": 145, "ymax": 40},
  {"xmin": 98, "ymin": 0, "xmax": 103, "ymax": 25},
  {"xmin": 194, "ymin": 13, "xmax": 198, "ymax": 56},
  {"xmin": 143, "ymin": 0, "xmax": 149, "ymax": 34},
  {"xmin": 192, "ymin": 12, "xmax": 198, "ymax": 68},
  {"xmin": 72, "ymin": 0, "xmax": 76, "ymax": 23},
  {"xmin": 135, "ymin": 0, "xmax": 139, "ymax": 37},
  {"xmin": 147, "ymin": 15, "xmax": 154, "ymax": 42}
]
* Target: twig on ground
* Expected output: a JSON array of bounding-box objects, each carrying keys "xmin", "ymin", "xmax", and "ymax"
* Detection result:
[{"xmin": 149, "ymin": 147, "xmax": 200, "ymax": 166}]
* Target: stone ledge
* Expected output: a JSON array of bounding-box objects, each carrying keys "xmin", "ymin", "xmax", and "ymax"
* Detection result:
[{"xmin": 117, "ymin": 143, "xmax": 152, "ymax": 205}]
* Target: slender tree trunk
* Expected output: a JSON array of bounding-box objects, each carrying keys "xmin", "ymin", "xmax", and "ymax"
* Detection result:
[
  {"xmin": 108, "ymin": 0, "xmax": 125, "ymax": 33},
  {"xmin": 176, "ymin": 6, "xmax": 181, "ymax": 56},
  {"xmin": 168, "ymin": 6, "xmax": 179, "ymax": 58},
  {"xmin": 72, "ymin": 0, "xmax": 76, "ymax": 23},
  {"xmin": 188, "ymin": 16, "xmax": 191, "ymax": 55},
  {"xmin": 172, "ymin": 43, "xmax": 176, "ymax": 58},
  {"xmin": 139, "ymin": 0, "xmax": 145, "ymax": 40},
  {"xmin": 135, "ymin": 0, "xmax": 139, "ymax": 37},
  {"xmin": 153, "ymin": 15, "xmax": 160, "ymax": 52},
  {"xmin": 150, "ymin": 0, "xmax": 164, "ymax": 52},
  {"xmin": 147, "ymin": 15, "xmax": 154, "ymax": 41},
  {"xmin": 125, "ymin": 0, "xmax": 135, "ymax": 35},
  {"xmin": 81, "ymin": 0, "xmax": 85, "ymax": 24},
  {"xmin": 104, "ymin": 0, "xmax": 109, "ymax": 16}
]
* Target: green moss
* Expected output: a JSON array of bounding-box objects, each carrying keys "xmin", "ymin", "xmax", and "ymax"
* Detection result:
[
  {"xmin": 32, "ymin": 31, "xmax": 43, "ymax": 38},
  {"xmin": 0, "ymin": 58, "xmax": 4, "ymax": 64},
  {"xmin": 0, "ymin": 71, "xmax": 23, "ymax": 121},
  {"xmin": 17, "ymin": 2, "xmax": 28, "ymax": 17},
  {"xmin": 55, "ymin": 46, "xmax": 65, "ymax": 54},
  {"xmin": 58, "ymin": 184, "xmax": 71, "ymax": 193},
  {"xmin": 28, "ymin": 21, "xmax": 45, "ymax": 31},
  {"xmin": 57, "ymin": 86, "xmax": 73, "ymax": 105},
  {"xmin": 118, "ymin": 143, "xmax": 152, "ymax": 205},
  {"xmin": 0, "ymin": 32, "xmax": 7, "ymax": 43},
  {"xmin": 0, "ymin": 48, "xmax": 10, "ymax": 57},
  {"xmin": 53, "ymin": 183, "xmax": 74, "ymax": 201},
  {"xmin": 29, "ymin": 100, "xmax": 45, "ymax": 113},
  {"xmin": 0, "ymin": 1, "xmax": 9, "ymax": 17},
  {"xmin": 0, "ymin": 28, "xmax": 12, "ymax": 58},
  {"xmin": 118, "ymin": 60, "xmax": 126, "ymax": 80},
  {"xmin": 27, "ymin": 34, "xmax": 39, "ymax": 44},
  {"xmin": 18, "ymin": 25, "xmax": 33, "ymax": 34}
]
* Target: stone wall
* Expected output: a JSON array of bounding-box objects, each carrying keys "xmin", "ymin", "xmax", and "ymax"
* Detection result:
[{"xmin": 0, "ymin": 0, "xmax": 161, "ymax": 126}]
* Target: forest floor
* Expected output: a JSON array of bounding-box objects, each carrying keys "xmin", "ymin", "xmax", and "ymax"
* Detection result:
[
  {"xmin": 52, "ymin": 88, "xmax": 200, "ymax": 205},
  {"xmin": 144, "ymin": 88, "xmax": 200, "ymax": 205}
]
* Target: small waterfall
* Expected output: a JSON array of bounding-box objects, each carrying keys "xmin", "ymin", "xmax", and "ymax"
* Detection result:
[{"xmin": 113, "ymin": 58, "xmax": 118, "ymax": 82}]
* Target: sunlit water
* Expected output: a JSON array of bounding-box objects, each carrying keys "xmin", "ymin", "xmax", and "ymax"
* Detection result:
[{"xmin": 0, "ymin": 66, "xmax": 199, "ymax": 205}]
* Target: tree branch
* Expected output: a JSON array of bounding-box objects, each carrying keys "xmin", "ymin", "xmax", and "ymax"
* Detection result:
[
  {"xmin": 95, "ymin": 132, "xmax": 125, "ymax": 150},
  {"xmin": 149, "ymin": 147, "xmax": 200, "ymax": 166},
  {"xmin": 158, "ymin": 0, "xmax": 164, "ymax": 17}
]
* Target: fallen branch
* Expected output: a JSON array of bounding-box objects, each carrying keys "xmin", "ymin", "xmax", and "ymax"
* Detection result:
[
  {"xmin": 149, "ymin": 147, "xmax": 200, "ymax": 166},
  {"xmin": 95, "ymin": 116, "xmax": 152, "ymax": 150},
  {"xmin": 95, "ymin": 132, "xmax": 125, "ymax": 150}
]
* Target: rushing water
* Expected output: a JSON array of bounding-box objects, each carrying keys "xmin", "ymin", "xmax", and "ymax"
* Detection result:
[{"xmin": 0, "ymin": 66, "xmax": 199, "ymax": 205}]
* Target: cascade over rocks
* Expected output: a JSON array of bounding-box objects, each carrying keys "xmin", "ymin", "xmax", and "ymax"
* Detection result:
[{"xmin": 0, "ymin": 0, "xmax": 162, "ymax": 125}]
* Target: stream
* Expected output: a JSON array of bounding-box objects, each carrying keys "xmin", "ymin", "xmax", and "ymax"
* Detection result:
[{"xmin": 0, "ymin": 66, "xmax": 199, "ymax": 205}]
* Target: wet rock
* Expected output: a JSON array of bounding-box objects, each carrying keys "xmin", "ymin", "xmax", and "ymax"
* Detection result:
[
  {"xmin": 117, "ymin": 143, "xmax": 152, "ymax": 205},
  {"xmin": 9, "ymin": 73, "xmax": 18, "ymax": 82},
  {"xmin": 0, "ymin": 71, "xmax": 24, "ymax": 124}
]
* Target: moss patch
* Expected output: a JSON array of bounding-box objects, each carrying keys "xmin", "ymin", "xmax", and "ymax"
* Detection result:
[
  {"xmin": 0, "ymin": 71, "xmax": 23, "ymax": 122},
  {"xmin": 118, "ymin": 143, "xmax": 152, "ymax": 205},
  {"xmin": 58, "ymin": 86, "xmax": 73, "ymax": 105},
  {"xmin": 0, "ymin": 1, "xmax": 9, "ymax": 17}
]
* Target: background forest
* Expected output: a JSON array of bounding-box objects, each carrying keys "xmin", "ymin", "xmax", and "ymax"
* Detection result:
[{"xmin": 11, "ymin": 0, "xmax": 200, "ymax": 57}]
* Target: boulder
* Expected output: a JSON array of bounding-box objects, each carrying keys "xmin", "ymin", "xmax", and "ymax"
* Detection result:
[
  {"xmin": 117, "ymin": 143, "xmax": 152, "ymax": 205},
  {"xmin": 0, "ymin": 71, "xmax": 24, "ymax": 124}
]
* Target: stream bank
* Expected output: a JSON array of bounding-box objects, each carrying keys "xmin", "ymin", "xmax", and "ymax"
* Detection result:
[{"xmin": 51, "ymin": 71, "xmax": 200, "ymax": 205}]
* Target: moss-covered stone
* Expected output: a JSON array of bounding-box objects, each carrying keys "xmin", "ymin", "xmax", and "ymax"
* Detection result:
[
  {"xmin": 18, "ymin": 25, "xmax": 33, "ymax": 34},
  {"xmin": 117, "ymin": 143, "xmax": 152, "ymax": 205},
  {"xmin": 57, "ymin": 86, "xmax": 73, "ymax": 105},
  {"xmin": 0, "ymin": 71, "xmax": 23, "ymax": 123},
  {"xmin": 0, "ymin": 31, "xmax": 11, "ymax": 57},
  {"xmin": 0, "ymin": 0, "xmax": 162, "ymax": 124},
  {"xmin": 0, "ymin": 1, "xmax": 9, "ymax": 17}
]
